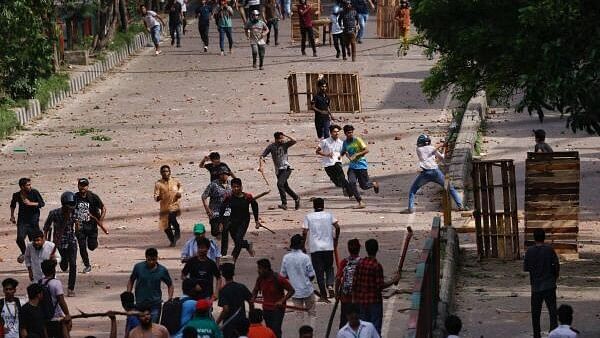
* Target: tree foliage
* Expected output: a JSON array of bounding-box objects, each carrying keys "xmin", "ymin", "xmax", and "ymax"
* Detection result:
[
  {"xmin": 412, "ymin": 0, "xmax": 600, "ymax": 134},
  {"xmin": 0, "ymin": 0, "xmax": 56, "ymax": 99}
]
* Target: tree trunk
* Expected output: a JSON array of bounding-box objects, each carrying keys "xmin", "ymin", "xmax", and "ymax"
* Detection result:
[
  {"xmin": 119, "ymin": 0, "xmax": 128, "ymax": 32},
  {"xmin": 94, "ymin": 0, "xmax": 120, "ymax": 51}
]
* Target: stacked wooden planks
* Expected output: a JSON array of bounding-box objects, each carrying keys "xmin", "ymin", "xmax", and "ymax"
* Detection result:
[
  {"xmin": 472, "ymin": 159, "xmax": 520, "ymax": 260},
  {"xmin": 525, "ymin": 152, "xmax": 580, "ymax": 255},
  {"xmin": 286, "ymin": 72, "xmax": 362, "ymax": 114},
  {"xmin": 376, "ymin": 3, "xmax": 400, "ymax": 39}
]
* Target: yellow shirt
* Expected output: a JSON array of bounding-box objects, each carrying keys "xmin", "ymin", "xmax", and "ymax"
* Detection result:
[{"xmin": 154, "ymin": 177, "xmax": 183, "ymax": 230}]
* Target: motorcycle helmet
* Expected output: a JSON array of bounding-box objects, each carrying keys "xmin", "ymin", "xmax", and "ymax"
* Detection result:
[
  {"xmin": 417, "ymin": 134, "xmax": 431, "ymax": 147},
  {"xmin": 60, "ymin": 191, "xmax": 76, "ymax": 208}
]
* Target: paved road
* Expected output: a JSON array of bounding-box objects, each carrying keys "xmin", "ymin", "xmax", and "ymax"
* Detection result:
[{"xmin": 0, "ymin": 11, "xmax": 457, "ymax": 337}]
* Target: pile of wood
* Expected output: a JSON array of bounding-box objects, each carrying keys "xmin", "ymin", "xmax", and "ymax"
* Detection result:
[{"xmin": 286, "ymin": 72, "xmax": 362, "ymax": 114}]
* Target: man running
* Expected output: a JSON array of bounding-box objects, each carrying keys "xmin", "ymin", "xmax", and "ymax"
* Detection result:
[
  {"xmin": 43, "ymin": 192, "xmax": 79, "ymax": 297},
  {"xmin": 341, "ymin": 125, "xmax": 379, "ymax": 209},
  {"xmin": 140, "ymin": 4, "xmax": 166, "ymax": 55},
  {"xmin": 166, "ymin": 0, "xmax": 183, "ymax": 47},
  {"xmin": 219, "ymin": 178, "xmax": 259, "ymax": 260},
  {"xmin": 154, "ymin": 165, "xmax": 183, "ymax": 246},
  {"xmin": 74, "ymin": 178, "xmax": 107, "ymax": 274},
  {"xmin": 263, "ymin": 0, "xmax": 281, "ymax": 45},
  {"xmin": 260, "ymin": 131, "xmax": 300, "ymax": 210},
  {"xmin": 338, "ymin": 1, "xmax": 358, "ymax": 61},
  {"xmin": 24, "ymin": 229, "xmax": 60, "ymax": 283},
  {"xmin": 316, "ymin": 124, "xmax": 351, "ymax": 197},
  {"xmin": 303, "ymin": 198, "xmax": 340, "ymax": 301},
  {"xmin": 10, "ymin": 177, "xmax": 45, "ymax": 263},
  {"xmin": 196, "ymin": 0, "xmax": 213, "ymax": 52},
  {"xmin": 351, "ymin": 0, "xmax": 375, "ymax": 44},
  {"xmin": 298, "ymin": 0, "xmax": 317, "ymax": 57},
  {"xmin": 245, "ymin": 9, "xmax": 269, "ymax": 70},
  {"xmin": 280, "ymin": 234, "xmax": 317, "ymax": 320},
  {"xmin": 200, "ymin": 151, "xmax": 236, "ymax": 182},
  {"xmin": 202, "ymin": 167, "xmax": 232, "ymax": 238}
]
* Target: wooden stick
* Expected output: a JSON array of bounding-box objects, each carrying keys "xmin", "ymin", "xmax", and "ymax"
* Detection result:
[
  {"xmin": 70, "ymin": 310, "xmax": 139, "ymax": 320},
  {"xmin": 253, "ymin": 299, "xmax": 308, "ymax": 312},
  {"xmin": 395, "ymin": 226, "xmax": 413, "ymax": 285}
]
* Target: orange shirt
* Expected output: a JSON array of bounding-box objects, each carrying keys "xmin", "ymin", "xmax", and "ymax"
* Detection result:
[
  {"xmin": 395, "ymin": 7, "xmax": 411, "ymax": 29},
  {"xmin": 248, "ymin": 323, "xmax": 277, "ymax": 338}
]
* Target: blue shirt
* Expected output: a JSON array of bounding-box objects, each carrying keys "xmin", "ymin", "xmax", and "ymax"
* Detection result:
[
  {"xmin": 280, "ymin": 250, "xmax": 315, "ymax": 298},
  {"xmin": 130, "ymin": 262, "xmax": 173, "ymax": 306},
  {"xmin": 174, "ymin": 296, "xmax": 197, "ymax": 337},
  {"xmin": 342, "ymin": 136, "xmax": 369, "ymax": 170},
  {"xmin": 181, "ymin": 237, "xmax": 221, "ymax": 263}
]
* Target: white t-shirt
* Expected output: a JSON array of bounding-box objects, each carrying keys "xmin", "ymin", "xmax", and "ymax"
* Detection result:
[
  {"xmin": 25, "ymin": 241, "xmax": 61, "ymax": 282},
  {"xmin": 319, "ymin": 137, "xmax": 344, "ymax": 167},
  {"xmin": 280, "ymin": 250, "xmax": 316, "ymax": 298},
  {"xmin": 1, "ymin": 298, "xmax": 21, "ymax": 338},
  {"xmin": 416, "ymin": 145, "xmax": 443, "ymax": 170},
  {"xmin": 176, "ymin": 0, "xmax": 187, "ymax": 12},
  {"xmin": 303, "ymin": 211, "xmax": 337, "ymax": 253},
  {"xmin": 41, "ymin": 277, "xmax": 65, "ymax": 319},
  {"xmin": 548, "ymin": 325, "xmax": 578, "ymax": 338},
  {"xmin": 337, "ymin": 320, "xmax": 381, "ymax": 338},
  {"xmin": 143, "ymin": 10, "xmax": 161, "ymax": 28}
]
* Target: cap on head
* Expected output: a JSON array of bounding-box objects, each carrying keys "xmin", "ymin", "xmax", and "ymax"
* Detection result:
[
  {"xmin": 417, "ymin": 134, "xmax": 431, "ymax": 146},
  {"xmin": 193, "ymin": 223, "xmax": 206, "ymax": 234},
  {"xmin": 78, "ymin": 178, "xmax": 89, "ymax": 186},
  {"xmin": 196, "ymin": 299, "xmax": 212, "ymax": 311},
  {"xmin": 252, "ymin": 9, "xmax": 260, "ymax": 15}
]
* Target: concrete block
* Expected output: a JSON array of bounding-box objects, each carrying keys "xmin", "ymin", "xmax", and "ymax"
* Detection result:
[{"xmin": 64, "ymin": 50, "xmax": 90, "ymax": 65}]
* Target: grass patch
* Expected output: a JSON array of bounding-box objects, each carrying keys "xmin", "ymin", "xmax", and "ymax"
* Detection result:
[
  {"xmin": 71, "ymin": 127, "xmax": 102, "ymax": 136},
  {"xmin": 107, "ymin": 23, "xmax": 146, "ymax": 51},
  {"xmin": 35, "ymin": 73, "xmax": 70, "ymax": 109},
  {"xmin": 0, "ymin": 104, "xmax": 19, "ymax": 139}
]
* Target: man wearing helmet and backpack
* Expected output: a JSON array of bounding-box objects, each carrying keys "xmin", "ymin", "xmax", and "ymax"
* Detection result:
[
  {"xmin": 405, "ymin": 134, "xmax": 463, "ymax": 214},
  {"xmin": 43, "ymin": 191, "xmax": 80, "ymax": 297}
]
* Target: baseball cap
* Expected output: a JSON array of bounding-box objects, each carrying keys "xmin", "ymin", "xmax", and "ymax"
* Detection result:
[
  {"xmin": 196, "ymin": 299, "xmax": 212, "ymax": 311},
  {"xmin": 78, "ymin": 178, "xmax": 89, "ymax": 186},
  {"xmin": 193, "ymin": 223, "xmax": 206, "ymax": 234}
]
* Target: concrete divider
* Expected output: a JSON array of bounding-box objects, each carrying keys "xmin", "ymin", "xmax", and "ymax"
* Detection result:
[
  {"xmin": 432, "ymin": 227, "xmax": 460, "ymax": 338},
  {"xmin": 8, "ymin": 32, "xmax": 149, "ymax": 128}
]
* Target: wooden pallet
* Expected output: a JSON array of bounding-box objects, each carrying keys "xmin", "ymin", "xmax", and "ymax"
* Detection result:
[
  {"xmin": 525, "ymin": 152, "xmax": 580, "ymax": 255},
  {"xmin": 377, "ymin": 5, "xmax": 400, "ymax": 38},
  {"xmin": 286, "ymin": 72, "xmax": 362, "ymax": 114},
  {"xmin": 472, "ymin": 159, "xmax": 520, "ymax": 260},
  {"xmin": 290, "ymin": 0, "xmax": 321, "ymax": 43}
]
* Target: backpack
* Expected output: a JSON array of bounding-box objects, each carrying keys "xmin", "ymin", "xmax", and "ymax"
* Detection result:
[
  {"xmin": 340, "ymin": 256, "xmax": 361, "ymax": 295},
  {"xmin": 160, "ymin": 297, "xmax": 187, "ymax": 334},
  {"xmin": 38, "ymin": 278, "xmax": 58, "ymax": 320}
]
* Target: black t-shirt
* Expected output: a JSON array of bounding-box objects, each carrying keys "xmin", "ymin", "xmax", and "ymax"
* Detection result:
[
  {"xmin": 19, "ymin": 303, "xmax": 46, "ymax": 336},
  {"xmin": 10, "ymin": 189, "xmax": 45, "ymax": 225},
  {"xmin": 182, "ymin": 257, "xmax": 221, "ymax": 298},
  {"xmin": 220, "ymin": 193, "xmax": 259, "ymax": 225},
  {"xmin": 204, "ymin": 162, "xmax": 233, "ymax": 182},
  {"xmin": 75, "ymin": 191, "xmax": 104, "ymax": 226},
  {"xmin": 218, "ymin": 281, "xmax": 252, "ymax": 321},
  {"xmin": 312, "ymin": 93, "xmax": 330, "ymax": 118},
  {"xmin": 168, "ymin": 1, "xmax": 183, "ymax": 24}
]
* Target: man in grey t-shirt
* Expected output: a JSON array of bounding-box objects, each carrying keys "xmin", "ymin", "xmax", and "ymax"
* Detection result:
[{"xmin": 259, "ymin": 131, "xmax": 300, "ymax": 210}]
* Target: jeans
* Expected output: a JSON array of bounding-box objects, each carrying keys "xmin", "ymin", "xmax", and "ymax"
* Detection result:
[
  {"xmin": 325, "ymin": 163, "xmax": 350, "ymax": 194},
  {"xmin": 58, "ymin": 244, "xmax": 77, "ymax": 291},
  {"xmin": 315, "ymin": 116, "xmax": 331, "ymax": 139},
  {"xmin": 300, "ymin": 26, "xmax": 316, "ymax": 54},
  {"xmin": 333, "ymin": 32, "xmax": 346, "ymax": 58},
  {"xmin": 276, "ymin": 168, "xmax": 299, "ymax": 205},
  {"xmin": 163, "ymin": 211, "xmax": 181, "ymax": 244},
  {"xmin": 218, "ymin": 26, "xmax": 233, "ymax": 52},
  {"xmin": 347, "ymin": 168, "xmax": 373, "ymax": 202},
  {"xmin": 150, "ymin": 25, "xmax": 161, "ymax": 47},
  {"xmin": 223, "ymin": 219, "xmax": 251, "ymax": 259},
  {"xmin": 531, "ymin": 288, "xmax": 558, "ymax": 338},
  {"xmin": 150, "ymin": 303, "xmax": 162, "ymax": 323},
  {"xmin": 251, "ymin": 44, "xmax": 266, "ymax": 68},
  {"xmin": 263, "ymin": 308, "xmax": 285, "ymax": 338},
  {"xmin": 199, "ymin": 24, "xmax": 210, "ymax": 47},
  {"xmin": 343, "ymin": 31, "xmax": 357, "ymax": 61},
  {"xmin": 408, "ymin": 168, "xmax": 462, "ymax": 210},
  {"xmin": 357, "ymin": 13, "xmax": 368, "ymax": 40},
  {"xmin": 311, "ymin": 251, "xmax": 334, "ymax": 298},
  {"xmin": 76, "ymin": 223, "xmax": 98, "ymax": 268},
  {"xmin": 280, "ymin": 0, "xmax": 291, "ymax": 17},
  {"xmin": 169, "ymin": 22, "xmax": 182, "ymax": 46},
  {"xmin": 266, "ymin": 19, "xmax": 279, "ymax": 44},
  {"xmin": 359, "ymin": 302, "xmax": 383, "ymax": 334},
  {"xmin": 16, "ymin": 222, "xmax": 40, "ymax": 254}
]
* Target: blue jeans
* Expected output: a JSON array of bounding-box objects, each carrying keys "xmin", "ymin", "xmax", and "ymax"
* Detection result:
[
  {"xmin": 357, "ymin": 13, "xmax": 369, "ymax": 40},
  {"xmin": 359, "ymin": 302, "xmax": 383, "ymax": 334},
  {"xmin": 347, "ymin": 168, "xmax": 373, "ymax": 202},
  {"xmin": 218, "ymin": 26, "xmax": 233, "ymax": 52},
  {"xmin": 150, "ymin": 25, "xmax": 161, "ymax": 47},
  {"xmin": 150, "ymin": 303, "xmax": 162, "ymax": 323},
  {"xmin": 408, "ymin": 168, "xmax": 462, "ymax": 210}
]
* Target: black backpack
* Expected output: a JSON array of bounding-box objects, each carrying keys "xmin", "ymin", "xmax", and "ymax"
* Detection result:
[
  {"xmin": 160, "ymin": 297, "xmax": 189, "ymax": 334},
  {"xmin": 38, "ymin": 278, "xmax": 58, "ymax": 320}
]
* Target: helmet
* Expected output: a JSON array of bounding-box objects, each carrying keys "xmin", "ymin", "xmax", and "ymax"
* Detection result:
[
  {"xmin": 251, "ymin": 9, "xmax": 260, "ymax": 15},
  {"xmin": 417, "ymin": 134, "xmax": 431, "ymax": 147},
  {"xmin": 60, "ymin": 191, "xmax": 76, "ymax": 208},
  {"xmin": 332, "ymin": 5, "xmax": 340, "ymax": 14}
]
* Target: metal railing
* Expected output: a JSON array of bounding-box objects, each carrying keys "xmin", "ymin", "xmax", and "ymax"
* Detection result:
[{"xmin": 405, "ymin": 217, "xmax": 441, "ymax": 338}]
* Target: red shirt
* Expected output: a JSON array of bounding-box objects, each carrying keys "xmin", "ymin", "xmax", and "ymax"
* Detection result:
[
  {"xmin": 248, "ymin": 323, "xmax": 277, "ymax": 338},
  {"xmin": 352, "ymin": 257, "xmax": 384, "ymax": 304},
  {"xmin": 256, "ymin": 273, "xmax": 291, "ymax": 311},
  {"xmin": 298, "ymin": 5, "xmax": 313, "ymax": 28}
]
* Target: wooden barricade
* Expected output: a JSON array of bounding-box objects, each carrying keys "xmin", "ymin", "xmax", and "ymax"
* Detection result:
[
  {"xmin": 290, "ymin": 0, "xmax": 321, "ymax": 43},
  {"xmin": 525, "ymin": 152, "xmax": 580, "ymax": 255},
  {"xmin": 377, "ymin": 5, "xmax": 400, "ymax": 38},
  {"xmin": 286, "ymin": 72, "xmax": 362, "ymax": 113},
  {"xmin": 472, "ymin": 159, "xmax": 520, "ymax": 260}
]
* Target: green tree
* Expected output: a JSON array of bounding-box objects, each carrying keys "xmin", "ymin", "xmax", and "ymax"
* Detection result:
[
  {"xmin": 412, "ymin": 0, "xmax": 600, "ymax": 134},
  {"xmin": 0, "ymin": 0, "xmax": 56, "ymax": 98}
]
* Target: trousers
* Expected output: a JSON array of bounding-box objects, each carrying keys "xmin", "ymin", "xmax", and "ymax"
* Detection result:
[
  {"xmin": 58, "ymin": 243, "xmax": 77, "ymax": 291},
  {"xmin": 276, "ymin": 168, "xmax": 299, "ymax": 205},
  {"xmin": 531, "ymin": 288, "xmax": 558, "ymax": 338},
  {"xmin": 311, "ymin": 251, "xmax": 334, "ymax": 298},
  {"xmin": 408, "ymin": 168, "xmax": 462, "ymax": 210},
  {"xmin": 347, "ymin": 168, "xmax": 373, "ymax": 202}
]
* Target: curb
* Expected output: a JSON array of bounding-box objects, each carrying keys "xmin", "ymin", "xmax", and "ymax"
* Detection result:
[
  {"xmin": 11, "ymin": 32, "xmax": 150, "ymax": 126},
  {"xmin": 447, "ymin": 91, "xmax": 488, "ymax": 203},
  {"xmin": 433, "ymin": 226, "xmax": 460, "ymax": 338}
]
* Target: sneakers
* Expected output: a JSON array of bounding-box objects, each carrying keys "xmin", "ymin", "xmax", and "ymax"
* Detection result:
[
  {"xmin": 82, "ymin": 266, "xmax": 92, "ymax": 274},
  {"xmin": 67, "ymin": 289, "xmax": 75, "ymax": 297},
  {"xmin": 294, "ymin": 198, "xmax": 301, "ymax": 210},
  {"xmin": 277, "ymin": 204, "xmax": 288, "ymax": 210},
  {"xmin": 402, "ymin": 208, "xmax": 415, "ymax": 214},
  {"xmin": 373, "ymin": 181, "xmax": 380, "ymax": 194},
  {"xmin": 247, "ymin": 241, "xmax": 255, "ymax": 257},
  {"xmin": 327, "ymin": 286, "xmax": 335, "ymax": 298},
  {"xmin": 220, "ymin": 51, "xmax": 225, "ymax": 56},
  {"xmin": 155, "ymin": 50, "xmax": 162, "ymax": 55},
  {"xmin": 353, "ymin": 201, "xmax": 366, "ymax": 209},
  {"xmin": 204, "ymin": 46, "xmax": 208, "ymax": 52},
  {"xmin": 17, "ymin": 254, "xmax": 25, "ymax": 264}
]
